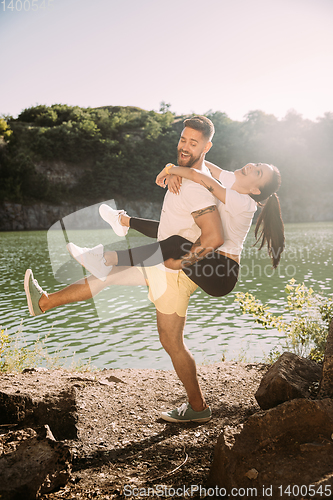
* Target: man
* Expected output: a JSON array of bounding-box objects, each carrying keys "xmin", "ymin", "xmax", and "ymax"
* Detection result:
[{"xmin": 25, "ymin": 116, "xmax": 224, "ymax": 423}]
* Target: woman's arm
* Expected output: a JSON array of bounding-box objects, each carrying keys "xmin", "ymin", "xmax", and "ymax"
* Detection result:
[
  {"xmin": 156, "ymin": 165, "xmax": 226, "ymax": 204},
  {"xmin": 204, "ymin": 160, "xmax": 224, "ymax": 180}
]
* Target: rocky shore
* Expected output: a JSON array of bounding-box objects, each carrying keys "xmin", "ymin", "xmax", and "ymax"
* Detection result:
[
  {"xmin": 1, "ymin": 334, "xmax": 333, "ymax": 500},
  {"xmin": 0, "ymin": 362, "xmax": 266, "ymax": 500}
]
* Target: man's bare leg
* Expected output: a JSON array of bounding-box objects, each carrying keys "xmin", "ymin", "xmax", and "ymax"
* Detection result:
[
  {"xmin": 39, "ymin": 266, "xmax": 146, "ymax": 313},
  {"xmin": 156, "ymin": 310, "xmax": 207, "ymax": 412}
]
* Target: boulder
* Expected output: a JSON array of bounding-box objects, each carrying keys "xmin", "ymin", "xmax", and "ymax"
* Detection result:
[
  {"xmin": 209, "ymin": 398, "xmax": 333, "ymax": 499},
  {"xmin": 0, "ymin": 387, "xmax": 78, "ymax": 440},
  {"xmin": 0, "ymin": 425, "xmax": 72, "ymax": 500},
  {"xmin": 318, "ymin": 319, "xmax": 333, "ymax": 398},
  {"xmin": 255, "ymin": 351, "xmax": 322, "ymax": 410}
]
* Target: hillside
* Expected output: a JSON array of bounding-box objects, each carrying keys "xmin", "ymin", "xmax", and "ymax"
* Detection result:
[{"xmin": 0, "ymin": 105, "xmax": 333, "ymax": 228}]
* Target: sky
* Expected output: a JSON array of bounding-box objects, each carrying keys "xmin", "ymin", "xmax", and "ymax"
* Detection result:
[{"xmin": 0, "ymin": 0, "xmax": 332, "ymax": 121}]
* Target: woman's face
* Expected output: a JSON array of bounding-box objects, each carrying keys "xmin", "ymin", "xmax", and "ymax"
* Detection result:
[{"xmin": 234, "ymin": 163, "xmax": 273, "ymax": 195}]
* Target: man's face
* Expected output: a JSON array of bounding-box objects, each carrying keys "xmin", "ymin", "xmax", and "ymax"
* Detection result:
[{"xmin": 177, "ymin": 127, "xmax": 211, "ymax": 168}]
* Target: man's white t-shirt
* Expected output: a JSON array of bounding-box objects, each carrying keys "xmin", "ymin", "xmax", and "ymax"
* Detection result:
[
  {"xmin": 158, "ymin": 163, "xmax": 216, "ymax": 244},
  {"xmin": 216, "ymin": 170, "xmax": 257, "ymax": 256}
]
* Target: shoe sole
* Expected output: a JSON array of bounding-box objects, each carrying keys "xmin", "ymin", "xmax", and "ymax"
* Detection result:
[
  {"xmin": 161, "ymin": 414, "xmax": 211, "ymax": 423},
  {"xmin": 24, "ymin": 269, "xmax": 36, "ymax": 316}
]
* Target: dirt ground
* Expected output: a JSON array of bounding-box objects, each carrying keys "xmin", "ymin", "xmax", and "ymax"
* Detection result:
[{"xmin": 1, "ymin": 362, "xmax": 268, "ymax": 499}]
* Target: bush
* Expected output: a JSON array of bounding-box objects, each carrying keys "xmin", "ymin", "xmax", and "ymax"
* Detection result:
[
  {"xmin": 0, "ymin": 118, "xmax": 13, "ymax": 140},
  {"xmin": 235, "ymin": 278, "xmax": 333, "ymax": 363}
]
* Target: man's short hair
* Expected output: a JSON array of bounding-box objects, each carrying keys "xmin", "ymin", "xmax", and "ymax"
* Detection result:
[{"xmin": 183, "ymin": 116, "xmax": 215, "ymax": 141}]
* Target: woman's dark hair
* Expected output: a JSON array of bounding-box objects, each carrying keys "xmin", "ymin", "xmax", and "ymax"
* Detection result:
[{"xmin": 250, "ymin": 165, "xmax": 285, "ymax": 268}]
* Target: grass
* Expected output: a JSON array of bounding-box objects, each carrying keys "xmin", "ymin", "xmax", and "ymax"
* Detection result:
[{"xmin": 0, "ymin": 322, "xmax": 94, "ymax": 373}]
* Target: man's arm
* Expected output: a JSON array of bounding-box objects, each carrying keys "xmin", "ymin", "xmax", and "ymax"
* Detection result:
[
  {"xmin": 181, "ymin": 205, "xmax": 224, "ymax": 266},
  {"xmin": 164, "ymin": 205, "xmax": 224, "ymax": 270}
]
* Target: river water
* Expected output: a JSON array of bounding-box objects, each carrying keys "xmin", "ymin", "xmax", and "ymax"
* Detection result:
[{"xmin": 0, "ymin": 221, "xmax": 332, "ymax": 369}]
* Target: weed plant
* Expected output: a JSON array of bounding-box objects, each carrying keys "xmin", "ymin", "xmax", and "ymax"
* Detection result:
[
  {"xmin": 235, "ymin": 279, "xmax": 333, "ymax": 363},
  {"xmin": 0, "ymin": 322, "xmax": 93, "ymax": 372}
]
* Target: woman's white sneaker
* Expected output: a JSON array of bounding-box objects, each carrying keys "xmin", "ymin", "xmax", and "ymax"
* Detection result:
[
  {"xmin": 99, "ymin": 204, "xmax": 129, "ymax": 237},
  {"xmin": 66, "ymin": 243, "xmax": 113, "ymax": 281}
]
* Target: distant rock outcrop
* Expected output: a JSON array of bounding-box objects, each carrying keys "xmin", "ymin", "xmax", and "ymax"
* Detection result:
[{"xmin": 0, "ymin": 199, "xmax": 162, "ymax": 231}]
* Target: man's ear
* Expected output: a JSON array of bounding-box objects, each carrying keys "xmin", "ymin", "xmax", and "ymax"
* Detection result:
[{"xmin": 204, "ymin": 141, "xmax": 212, "ymax": 154}]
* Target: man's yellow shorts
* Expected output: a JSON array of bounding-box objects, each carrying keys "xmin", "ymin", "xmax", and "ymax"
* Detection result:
[{"xmin": 139, "ymin": 265, "xmax": 198, "ymax": 317}]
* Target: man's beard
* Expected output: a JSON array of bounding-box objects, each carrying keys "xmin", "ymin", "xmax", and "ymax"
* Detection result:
[{"xmin": 177, "ymin": 149, "xmax": 202, "ymax": 168}]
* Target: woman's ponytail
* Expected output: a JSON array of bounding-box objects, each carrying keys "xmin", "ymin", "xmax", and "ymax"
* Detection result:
[{"xmin": 254, "ymin": 193, "xmax": 285, "ymax": 268}]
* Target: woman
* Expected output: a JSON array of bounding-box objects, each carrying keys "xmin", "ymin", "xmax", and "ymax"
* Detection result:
[{"xmin": 66, "ymin": 160, "xmax": 285, "ymax": 298}]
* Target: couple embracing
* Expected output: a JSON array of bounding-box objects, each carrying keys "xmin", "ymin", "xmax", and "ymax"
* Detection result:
[{"xmin": 25, "ymin": 115, "xmax": 284, "ymax": 423}]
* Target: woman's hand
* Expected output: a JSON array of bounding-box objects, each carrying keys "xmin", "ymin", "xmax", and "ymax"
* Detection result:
[
  {"xmin": 166, "ymin": 174, "xmax": 182, "ymax": 194},
  {"xmin": 155, "ymin": 168, "xmax": 168, "ymax": 188},
  {"xmin": 155, "ymin": 166, "xmax": 182, "ymax": 194}
]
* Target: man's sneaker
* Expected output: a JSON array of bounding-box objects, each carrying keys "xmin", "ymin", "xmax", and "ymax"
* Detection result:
[
  {"xmin": 99, "ymin": 204, "xmax": 129, "ymax": 237},
  {"xmin": 24, "ymin": 269, "xmax": 47, "ymax": 317},
  {"xmin": 66, "ymin": 243, "xmax": 113, "ymax": 281},
  {"xmin": 161, "ymin": 403, "xmax": 211, "ymax": 423}
]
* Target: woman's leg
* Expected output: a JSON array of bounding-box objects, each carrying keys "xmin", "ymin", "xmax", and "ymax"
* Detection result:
[
  {"xmin": 104, "ymin": 215, "xmax": 190, "ymax": 267},
  {"xmin": 39, "ymin": 266, "xmax": 146, "ymax": 313},
  {"xmin": 106, "ymin": 235, "xmax": 193, "ymax": 268},
  {"xmin": 109, "ymin": 214, "xmax": 238, "ymax": 297},
  {"xmin": 102, "ymin": 241, "xmax": 239, "ymax": 298},
  {"xmin": 129, "ymin": 216, "xmax": 160, "ymax": 239},
  {"xmin": 182, "ymin": 254, "xmax": 240, "ymax": 297}
]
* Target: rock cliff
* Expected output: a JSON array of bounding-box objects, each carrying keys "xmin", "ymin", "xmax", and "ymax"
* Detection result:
[{"xmin": 0, "ymin": 199, "xmax": 162, "ymax": 231}]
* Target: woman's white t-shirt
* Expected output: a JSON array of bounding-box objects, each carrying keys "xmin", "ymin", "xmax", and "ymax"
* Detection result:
[{"xmin": 216, "ymin": 170, "xmax": 257, "ymax": 256}]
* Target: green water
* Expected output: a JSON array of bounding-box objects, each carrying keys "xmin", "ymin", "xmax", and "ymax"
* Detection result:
[{"xmin": 1, "ymin": 222, "xmax": 332, "ymax": 369}]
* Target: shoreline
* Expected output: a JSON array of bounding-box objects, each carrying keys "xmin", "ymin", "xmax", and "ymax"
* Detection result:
[{"xmin": 0, "ymin": 361, "xmax": 268, "ymax": 499}]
